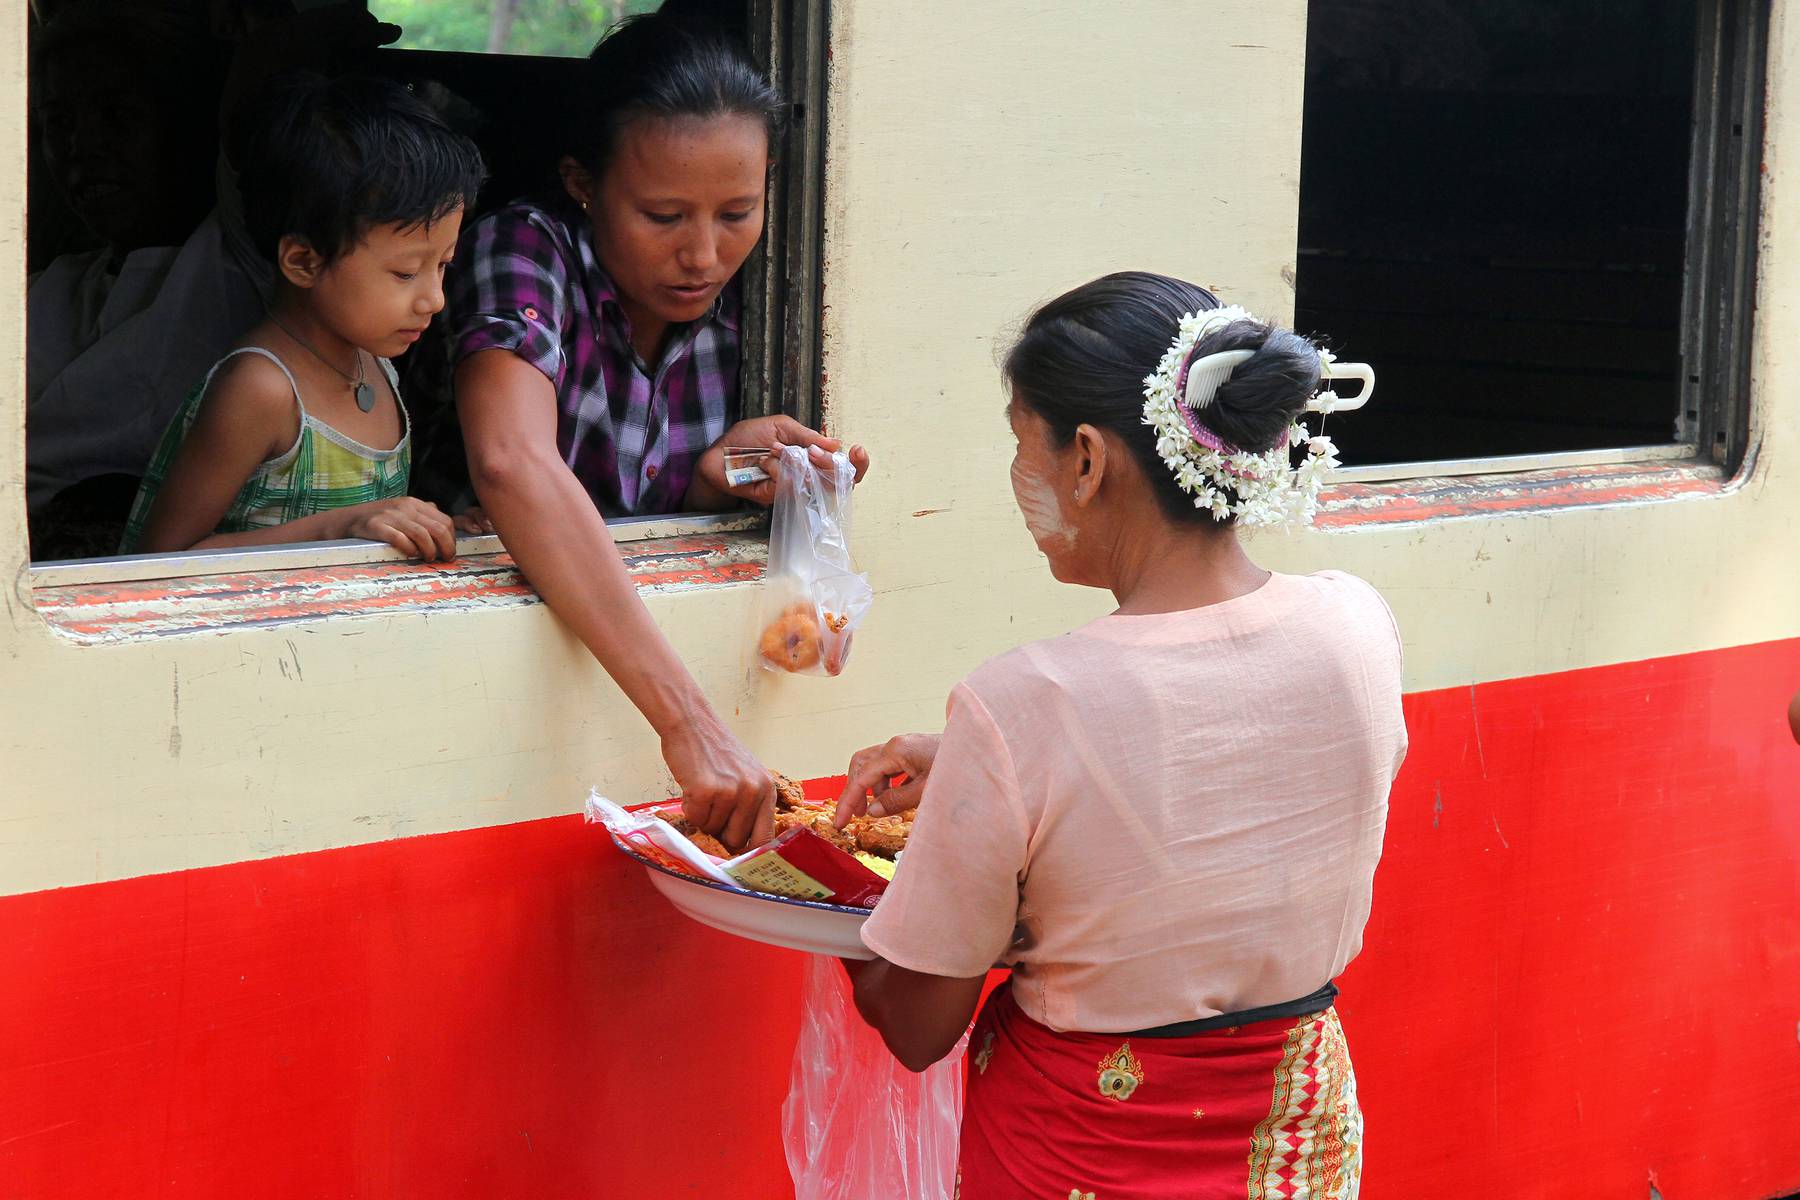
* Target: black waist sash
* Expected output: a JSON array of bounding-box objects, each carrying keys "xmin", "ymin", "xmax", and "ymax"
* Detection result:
[{"xmin": 1126, "ymin": 982, "xmax": 1338, "ymax": 1039}]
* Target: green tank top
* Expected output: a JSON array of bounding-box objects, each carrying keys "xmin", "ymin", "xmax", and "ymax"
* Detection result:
[{"xmin": 121, "ymin": 346, "xmax": 411, "ymax": 553}]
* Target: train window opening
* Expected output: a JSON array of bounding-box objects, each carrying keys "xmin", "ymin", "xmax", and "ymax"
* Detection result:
[
  {"xmin": 374, "ymin": 0, "xmax": 660, "ymax": 58},
  {"xmin": 19, "ymin": 0, "xmax": 825, "ymax": 578},
  {"xmin": 1298, "ymin": 0, "xmax": 1764, "ymax": 477}
]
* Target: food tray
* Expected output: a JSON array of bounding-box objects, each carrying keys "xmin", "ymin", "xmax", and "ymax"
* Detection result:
[{"xmin": 607, "ymin": 829, "xmax": 877, "ymax": 960}]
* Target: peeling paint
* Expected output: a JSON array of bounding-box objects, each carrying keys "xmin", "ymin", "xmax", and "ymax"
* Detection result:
[
  {"xmin": 1316, "ymin": 460, "xmax": 1728, "ymax": 530},
  {"xmin": 30, "ymin": 534, "xmax": 769, "ymax": 644},
  {"xmin": 167, "ymin": 666, "xmax": 181, "ymax": 759}
]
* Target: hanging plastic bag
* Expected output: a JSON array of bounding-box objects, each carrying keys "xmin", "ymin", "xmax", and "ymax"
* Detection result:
[
  {"xmin": 757, "ymin": 444, "xmax": 872, "ymax": 677},
  {"xmin": 783, "ymin": 956, "xmax": 966, "ymax": 1200}
]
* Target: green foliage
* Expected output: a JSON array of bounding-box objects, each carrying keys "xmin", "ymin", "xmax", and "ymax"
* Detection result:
[{"xmin": 377, "ymin": 0, "xmax": 661, "ymax": 58}]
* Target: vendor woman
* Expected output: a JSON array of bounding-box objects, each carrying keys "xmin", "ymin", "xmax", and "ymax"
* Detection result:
[
  {"xmin": 835, "ymin": 273, "xmax": 1407, "ymax": 1198},
  {"xmin": 447, "ymin": 14, "xmax": 867, "ymax": 849}
]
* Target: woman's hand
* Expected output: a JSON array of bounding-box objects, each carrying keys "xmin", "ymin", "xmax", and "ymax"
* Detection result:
[
  {"xmin": 687, "ymin": 414, "xmax": 871, "ymax": 510},
  {"xmin": 665, "ymin": 713, "xmax": 778, "ymax": 851},
  {"xmin": 834, "ymin": 733, "xmax": 942, "ymax": 828},
  {"xmin": 454, "ymin": 506, "xmax": 496, "ymax": 535},
  {"xmin": 339, "ymin": 497, "xmax": 459, "ymax": 562}
]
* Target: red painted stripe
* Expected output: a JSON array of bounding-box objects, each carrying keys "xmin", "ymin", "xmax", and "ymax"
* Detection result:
[
  {"xmin": 3, "ymin": 640, "xmax": 1798, "ymax": 1198},
  {"xmin": 0, "ymin": 818, "xmax": 807, "ymax": 1199},
  {"xmin": 1340, "ymin": 637, "xmax": 1800, "ymax": 1199}
]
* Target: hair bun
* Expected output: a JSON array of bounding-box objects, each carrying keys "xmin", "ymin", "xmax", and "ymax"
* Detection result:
[{"xmin": 1198, "ymin": 321, "xmax": 1322, "ymax": 454}]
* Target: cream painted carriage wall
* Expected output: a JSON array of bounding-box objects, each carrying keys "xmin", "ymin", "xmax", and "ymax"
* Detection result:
[{"xmin": 3, "ymin": 0, "xmax": 1794, "ymax": 894}]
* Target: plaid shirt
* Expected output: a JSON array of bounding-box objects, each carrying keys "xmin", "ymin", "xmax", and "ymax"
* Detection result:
[{"xmin": 448, "ymin": 198, "xmax": 738, "ymax": 517}]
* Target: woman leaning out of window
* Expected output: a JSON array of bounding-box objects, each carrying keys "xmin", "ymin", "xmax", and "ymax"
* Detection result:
[{"xmin": 446, "ymin": 14, "xmax": 869, "ymax": 850}]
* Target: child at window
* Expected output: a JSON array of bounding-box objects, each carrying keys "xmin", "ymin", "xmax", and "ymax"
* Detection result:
[{"xmin": 121, "ymin": 74, "xmax": 486, "ymax": 560}]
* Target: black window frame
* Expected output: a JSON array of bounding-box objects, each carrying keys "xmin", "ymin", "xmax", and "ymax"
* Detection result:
[
  {"xmin": 22, "ymin": 0, "xmax": 831, "ymax": 582},
  {"xmin": 1303, "ymin": 0, "xmax": 1767, "ymax": 485}
]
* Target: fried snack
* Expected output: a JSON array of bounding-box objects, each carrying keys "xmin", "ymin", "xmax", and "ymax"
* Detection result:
[
  {"xmin": 654, "ymin": 776, "xmax": 911, "ymax": 864},
  {"xmin": 759, "ymin": 602, "xmax": 822, "ymax": 672},
  {"xmin": 772, "ymin": 771, "xmax": 807, "ymax": 811},
  {"xmin": 689, "ymin": 831, "xmax": 729, "ymax": 858},
  {"xmin": 772, "ymin": 798, "xmax": 916, "ymax": 861},
  {"xmin": 852, "ymin": 814, "xmax": 911, "ymax": 858},
  {"xmin": 653, "ymin": 809, "xmax": 733, "ymax": 860},
  {"xmin": 774, "ymin": 803, "xmax": 860, "ymax": 855}
]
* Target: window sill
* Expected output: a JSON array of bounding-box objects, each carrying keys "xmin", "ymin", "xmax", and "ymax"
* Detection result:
[
  {"xmin": 1315, "ymin": 452, "xmax": 1729, "ymax": 530},
  {"xmin": 29, "ymin": 513, "xmax": 770, "ymax": 645}
]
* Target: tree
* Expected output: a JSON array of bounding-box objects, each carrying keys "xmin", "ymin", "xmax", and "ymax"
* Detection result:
[{"xmin": 377, "ymin": 0, "xmax": 660, "ymax": 57}]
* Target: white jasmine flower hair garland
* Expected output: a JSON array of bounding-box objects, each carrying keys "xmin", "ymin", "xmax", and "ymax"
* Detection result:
[{"xmin": 1141, "ymin": 305, "xmax": 1359, "ymax": 528}]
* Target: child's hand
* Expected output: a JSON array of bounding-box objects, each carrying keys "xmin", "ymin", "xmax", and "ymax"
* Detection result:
[
  {"xmin": 454, "ymin": 506, "xmax": 496, "ymax": 536},
  {"xmin": 342, "ymin": 497, "xmax": 459, "ymax": 562}
]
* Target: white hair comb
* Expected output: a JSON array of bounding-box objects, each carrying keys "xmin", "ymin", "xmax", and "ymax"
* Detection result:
[
  {"xmin": 1184, "ymin": 349, "xmax": 1377, "ymax": 415},
  {"xmin": 1309, "ymin": 361, "xmax": 1375, "ymax": 413},
  {"xmin": 1180, "ymin": 349, "xmax": 1256, "ymax": 411}
]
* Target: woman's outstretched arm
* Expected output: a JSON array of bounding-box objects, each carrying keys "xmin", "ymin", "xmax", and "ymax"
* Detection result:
[{"xmin": 457, "ymin": 348, "xmax": 775, "ymax": 848}]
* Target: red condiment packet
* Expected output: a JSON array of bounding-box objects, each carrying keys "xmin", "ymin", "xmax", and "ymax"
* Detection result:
[{"xmin": 723, "ymin": 826, "xmax": 890, "ymax": 908}]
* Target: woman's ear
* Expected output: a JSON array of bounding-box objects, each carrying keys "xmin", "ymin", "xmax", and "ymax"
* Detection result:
[
  {"xmin": 1070, "ymin": 423, "xmax": 1109, "ymax": 508},
  {"xmin": 558, "ymin": 156, "xmax": 595, "ymax": 212},
  {"xmin": 276, "ymin": 236, "xmax": 326, "ymax": 290}
]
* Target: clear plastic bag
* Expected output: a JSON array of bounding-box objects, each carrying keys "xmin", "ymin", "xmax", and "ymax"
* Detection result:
[
  {"xmin": 757, "ymin": 444, "xmax": 872, "ymax": 677},
  {"xmin": 783, "ymin": 956, "xmax": 967, "ymax": 1200}
]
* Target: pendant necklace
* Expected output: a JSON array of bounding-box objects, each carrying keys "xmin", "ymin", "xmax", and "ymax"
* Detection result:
[{"xmin": 268, "ymin": 312, "xmax": 376, "ymax": 412}]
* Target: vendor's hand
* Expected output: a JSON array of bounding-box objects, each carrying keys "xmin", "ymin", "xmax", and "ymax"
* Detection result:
[
  {"xmin": 688, "ymin": 414, "xmax": 870, "ymax": 510},
  {"xmin": 833, "ymin": 733, "xmax": 941, "ymax": 828},
  {"xmin": 664, "ymin": 715, "xmax": 776, "ymax": 852}
]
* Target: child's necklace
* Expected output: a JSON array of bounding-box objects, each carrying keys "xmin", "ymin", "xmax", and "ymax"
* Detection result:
[{"xmin": 269, "ymin": 313, "xmax": 376, "ymax": 412}]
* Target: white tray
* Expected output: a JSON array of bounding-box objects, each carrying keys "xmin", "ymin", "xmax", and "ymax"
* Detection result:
[{"xmin": 610, "ymin": 832, "xmax": 876, "ymax": 960}]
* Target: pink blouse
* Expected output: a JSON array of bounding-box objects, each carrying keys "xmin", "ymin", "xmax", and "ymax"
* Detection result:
[{"xmin": 860, "ymin": 571, "xmax": 1408, "ymax": 1033}]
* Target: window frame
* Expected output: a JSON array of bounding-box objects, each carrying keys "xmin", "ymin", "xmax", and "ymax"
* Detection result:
[
  {"xmin": 741, "ymin": 0, "xmax": 829, "ymax": 429},
  {"xmin": 26, "ymin": 510, "xmax": 766, "ymax": 589},
  {"xmin": 1310, "ymin": 0, "xmax": 1766, "ymax": 489},
  {"xmin": 20, "ymin": 0, "xmax": 829, "ymax": 586},
  {"xmin": 1677, "ymin": 0, "xmax": 1767, "ymax": 472}
]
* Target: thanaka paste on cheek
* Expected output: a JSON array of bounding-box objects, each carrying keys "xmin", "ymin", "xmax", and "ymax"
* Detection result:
[{"xmin": 1012, "ymin": 459, "xmax": 1077, "ymax": 553}]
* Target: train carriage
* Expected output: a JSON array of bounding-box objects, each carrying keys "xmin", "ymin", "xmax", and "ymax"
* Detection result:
[{"xmin": 2, "ymin": 1, "xmax": 1796, "ymax": 1197}]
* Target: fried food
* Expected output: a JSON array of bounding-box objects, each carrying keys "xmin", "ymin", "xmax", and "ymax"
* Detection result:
[
  {"xmin": 853, "ymin": 814, "xmax": 911, "ymax": 857},
  {"xmin": 772, "ymin": 798, "xmax": 914, "ymax": 861},
  {"xmin": 759, "ymin": 602, "xmax": 822, "ymax": 672},
  {"xmin": 653, "ymin": 809, "xmax": 730, "ymax": 859},
  {"xmin": 775, "ymin": 803, "xmax": 860, "ymax": 854},
  {"xmin": 660, "ymin": 773, "xmax": 912, "ymax": 866},
  {"xmin": 689, "ymin": 830, "xmax": 730, "ymax": 858},
  {"xmin": 772, "ymin": 771, "xmax": 807, "ymax": 811}
]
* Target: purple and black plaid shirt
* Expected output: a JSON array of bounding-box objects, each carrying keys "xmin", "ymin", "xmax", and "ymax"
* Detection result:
[{"xmin": 448, "ymin": 198, "xmax": 738, "ymax": 517}]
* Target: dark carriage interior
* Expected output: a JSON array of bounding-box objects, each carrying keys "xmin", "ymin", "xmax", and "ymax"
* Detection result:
[{"xmin": 1297, "ymin": 0, "xmax": 1698, "ymax": 466}]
